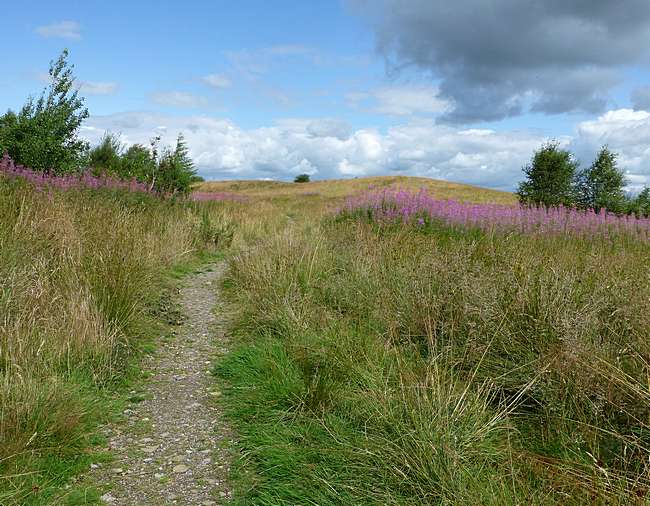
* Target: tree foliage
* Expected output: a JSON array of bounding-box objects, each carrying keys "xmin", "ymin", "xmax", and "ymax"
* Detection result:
[
  {"xmin": 575, "ymin": 146, "xmax": 626, "ymax": 213},
  {"xmin": 0, "ymin": 49, "xmax": 89, "ymax": 173},
  {"xmin": 294, "ymin": 173, "xmax": 310, "ymax": 183},
  {"xmin": 517, "ymin": 141, "xmax": 578, "ymax": 207},
  {"xmin": 155, "ymin": 133, "xmax": 196, "ymax": 195},
  {"xmin": 87, "ymin": 132, "xmax": 196, "ymax": 195}
]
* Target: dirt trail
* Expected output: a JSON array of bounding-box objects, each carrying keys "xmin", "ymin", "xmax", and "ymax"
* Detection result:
[{"xmin": 91, "ymin": 264, "xmax": 233, "ymax": 505}]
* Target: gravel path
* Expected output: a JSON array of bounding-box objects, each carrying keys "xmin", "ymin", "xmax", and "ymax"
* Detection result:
[{"xmin": 92, "ymin": 264, "xmax": 233, "ymax": 505}]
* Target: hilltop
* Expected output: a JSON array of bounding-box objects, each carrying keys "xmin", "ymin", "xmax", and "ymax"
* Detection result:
[{"xmin": 197, "ymin": 175, "xmax": 516, "ymax": 204}]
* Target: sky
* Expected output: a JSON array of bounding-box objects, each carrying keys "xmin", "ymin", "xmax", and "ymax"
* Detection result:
[{"xmin": 4, "ymin": 0, "xmax": 650, "ymax": 191}]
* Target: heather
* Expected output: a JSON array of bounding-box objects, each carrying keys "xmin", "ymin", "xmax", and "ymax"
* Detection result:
[
  {"xmin": 207, "ymin": 182, "xmax": 650, "ymax": 504},
  {"xmin": 0, "ymin": 178, "xmax": 234, "ymax": 504}
]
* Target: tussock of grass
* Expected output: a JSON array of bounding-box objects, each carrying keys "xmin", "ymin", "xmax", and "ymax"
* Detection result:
[
  {"xmin": 215, "ymin": 192, "xmax": 650, "ymax": 504},
  {"xmin": 0, "ymin": 180, "xmax": 234, "ymax": 504}
]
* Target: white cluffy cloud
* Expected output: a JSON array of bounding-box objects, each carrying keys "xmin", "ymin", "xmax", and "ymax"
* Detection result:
[
  {"xmin": 82, "ymin": 112, "xmax": 543, "ymax": 189},
  {"xmin": 572, "ymin": 109, "xmax": 650, "ymax": 191},
  {"xmin": 35, "ymin": 21, "xmax": 81, "ymax": 40},
  {"xmin": 81, "ymin": 108, "xmax": 650, "ymax": 190}
]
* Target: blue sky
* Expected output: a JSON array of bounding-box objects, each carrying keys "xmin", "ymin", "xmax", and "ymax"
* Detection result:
[{"xmin": 4, "ymin": 1, "xmax": 650, "ymax": 190}]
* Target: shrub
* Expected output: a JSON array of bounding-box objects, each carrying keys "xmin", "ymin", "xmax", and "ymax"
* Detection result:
[{"xmin": 294, "ymin": 174, "xmax": 310, "ymax": 183}]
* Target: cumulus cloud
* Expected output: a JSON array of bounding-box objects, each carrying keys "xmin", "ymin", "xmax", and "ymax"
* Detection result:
[
  {"xmin": 201, "ymin": 74, "xmax": 232, "ymax": 89},
  {"xmin": 572, "ymin": 109, "xmax": 650, "ymax": 191},
  {"xmin": 35, "ymin": 21, "xmax": 81, "ymax": 40},
  {"xmin": 355, "ymin": 0, "xmax": 650, "ymax": 122},
  {"xmin": 79, "ymin": 81, "xmax": 118, "ymax": 96},
  {"xmin": 83, "ymin": 108, "xmax": 650, "ymax": 190},
  {"xmin": 82, "ymin": 112, "xmax": 546, "ymax": 189},
  {"xmin": 150, "ymin": 91, "xmax": 208, "ymax": 108}
]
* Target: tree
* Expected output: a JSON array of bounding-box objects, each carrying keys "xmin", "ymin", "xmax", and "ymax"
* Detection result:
[
  {"xmin": 89, "ymin": 133, "xmax": 123, "ymax": 175},
  {"xmin": 574, "ymin": 146, "xmax": 626, "ymax": 213},
  {"xmin": 634, "ymin": 187, "xmax": 650, "ymax": 217},
  {"xmin": 0, "ymin": 49, "xmax": 89, "ymax": 173},
  {"xmin": 121, "ymin": 144, "xmax": 157, "ymax": 184},
  {"xmin": 156, "ymin": 133, "xmax": 196, "ymax": 195},
  {"xmin": 294, "ymin": 173, "xmax": 310, "ymax": 183},
  {"xmin": 517, "ymin": 141, "xmax": 578, "ymax": 207}
]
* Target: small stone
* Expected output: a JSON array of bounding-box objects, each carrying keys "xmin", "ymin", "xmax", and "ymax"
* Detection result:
[
  {"xmin": 111, "ymin": 468, "xmax": 123, "ymax": 474},
  {"xmin": 142, "ymin": 446, "xmax": 158, "ymax": 453},
  {"xmin": 208, "ymin": 391, "xmax": 221, "ymax": 397},
  {"xmin": 101, "ymin": 492, "xmax": 116, "ymax": 503},
  {"xmin": 202, "ymin": 501, "xmax": 216, "ymax": 506},
  {"xmin": 172, "ymin": 455, "xmax": 185, "ymax": 462},
  {"xmin": 90, "ymin": 463, "xmax": 100, "ymax": 469},
  {"xmin": 219, "ymin": 491, "xmax": 227, "ymax": 498},
  {"xmin": 172, "ymin": 464, "xmax": 189, "ymax": 473},
  {"xmin": 154, "ymin": 473, "xmax": 165, "ymax": 479}
]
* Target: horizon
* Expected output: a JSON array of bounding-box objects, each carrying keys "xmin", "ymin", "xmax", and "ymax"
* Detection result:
[{"xmin": 5, "ymin": 1, "xmax": 650, "ymax": 191}]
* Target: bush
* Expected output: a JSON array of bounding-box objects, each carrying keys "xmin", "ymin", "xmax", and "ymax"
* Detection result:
[{"xmin": 294, "ymin": 174, "xmax": 310, "ymax": 183}]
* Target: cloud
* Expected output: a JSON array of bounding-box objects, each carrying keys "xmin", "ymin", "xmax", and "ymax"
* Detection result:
[
  {"xmin": 201, "ymin": 74, "xmax": 232, "ymax": 89},
  {"xmin": 355, "ymin": 0, "xmax": 650, "ymax": 122},
  {"xmin": 79, "ymin": 81, "xmax": 118, "ymax": 96},
  {"xmin": 224, "ymin": 45, "xmax": 318, "ymax": 79},
  {"xmin": 150, "ymin": 91, "xmax": 208, "ymax": 108},
  {"xmin": 82, "ymin": 111, "xmax": 546, "ymax": 189},
  {"xmin": 572, "ymin": 109, "xmax": 650, "ymax": 191},
  {"xmin": 35, "ymin": 21, "xmax": 81, "ymax": 40},
  {"xmin": 631, "ymin": 86, "xmax": 650, "ymax": 110},
  {"xmin": 347, "ymin": 85, "xmax": 451, "ymax": 116}
]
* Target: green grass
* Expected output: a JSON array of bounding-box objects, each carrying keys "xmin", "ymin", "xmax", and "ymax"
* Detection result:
[{"xmin": 212, "ymin": 193, "xmax": 650, "ymax": 505}]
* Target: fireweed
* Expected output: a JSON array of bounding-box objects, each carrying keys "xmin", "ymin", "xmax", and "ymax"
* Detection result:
[
  {"xmin": 340, "ymin": 188, "xmax": 650, "ymax": 240},
  {"xmin": 0, "ymin": 153, "xmax": 154, "ymax": 194}
]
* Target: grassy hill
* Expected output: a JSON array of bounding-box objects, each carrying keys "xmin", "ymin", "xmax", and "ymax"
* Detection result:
[{"xmin": 198, "ymin": 175, "xmax": 516, "ymax": 204}]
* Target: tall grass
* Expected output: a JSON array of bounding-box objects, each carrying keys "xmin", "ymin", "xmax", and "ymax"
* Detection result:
[
  {"xmin": 217, "ymin": 197, "xmax": 650, "ymax": 504},
  {"xmin": 0, "ymin": 178, "xmax": 234, "ymax": 504}
]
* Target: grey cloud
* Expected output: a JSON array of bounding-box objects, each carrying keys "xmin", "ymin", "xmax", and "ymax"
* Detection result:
[
  {"xmin": 631, "ymin": 86, "xmax": 650, "ymax": 110},
  {"xmin": 355, "ymin": 0, "xmax": 650, "ymax": 122},
  {"xmin": 306, "ymin": 119, "xmax": 351, "ymax": 140}
]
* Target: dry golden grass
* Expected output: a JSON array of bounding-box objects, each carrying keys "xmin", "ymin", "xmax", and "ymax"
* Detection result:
[{"xmin": 197, "ymin": 175, "xmax": 516, "ymax": 205}]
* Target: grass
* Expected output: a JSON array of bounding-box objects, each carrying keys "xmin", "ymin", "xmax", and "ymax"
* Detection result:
[
  {"xmin": 204, "ymin": 177, "xmax": 650, "ymax": 504},
  {"xmin": 0, "ymin": 179, "xmax": 235, "ymax": 504},
  {"xmin": 5, "ymin": 169, "xmax": 649, "ymax": 505},
  {"xmin": 198, "ymin": 174, "xmax": 516, "ymax": 204}
]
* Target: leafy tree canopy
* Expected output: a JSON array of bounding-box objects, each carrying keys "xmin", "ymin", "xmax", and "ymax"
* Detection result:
[
  {"xmin": 517, "ymin": 141, "xmax": 578, "ymax": 207},
  {"xmin": 0, "ymin": 49, "xmax": 89, "ymax": 173}
]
